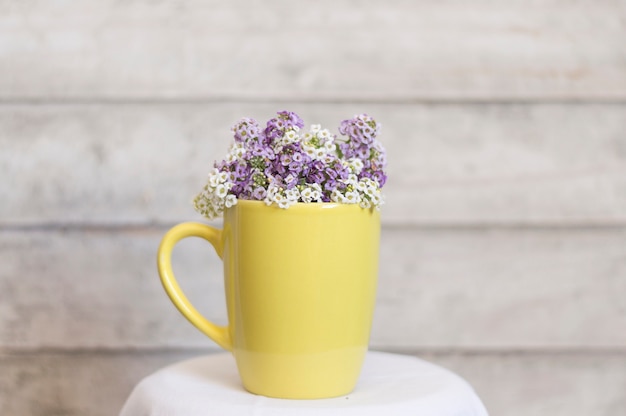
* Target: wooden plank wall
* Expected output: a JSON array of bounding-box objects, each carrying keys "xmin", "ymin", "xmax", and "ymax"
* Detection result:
[{"xmin": 1, "ymin": 1, "xmax": 625, "ymax": 414}]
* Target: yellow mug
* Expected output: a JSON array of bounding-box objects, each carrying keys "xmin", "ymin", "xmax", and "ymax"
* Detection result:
[{"xmin": 157, "ymin": 200, "xmax": 380, "ymax": 399}]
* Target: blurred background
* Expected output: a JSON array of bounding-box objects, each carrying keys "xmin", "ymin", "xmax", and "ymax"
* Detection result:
[{"xmin": 1, "ymin": 1, "xmax": 625, "ymax": 415}]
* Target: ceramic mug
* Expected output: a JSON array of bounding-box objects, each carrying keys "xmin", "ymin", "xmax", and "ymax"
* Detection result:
[{"xmin": 157, "ymin": 200, "xmax": 380, "ymax": 399}]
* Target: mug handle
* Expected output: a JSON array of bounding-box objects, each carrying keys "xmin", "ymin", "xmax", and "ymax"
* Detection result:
[{"xmin": 157, "ymin": 222, "xmax": 232, "ymax": 351}]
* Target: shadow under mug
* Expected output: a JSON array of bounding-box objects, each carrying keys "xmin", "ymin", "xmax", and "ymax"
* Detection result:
[{"xmin": 157, "ymin": 200, "xmax": 380, "ymax": 399}]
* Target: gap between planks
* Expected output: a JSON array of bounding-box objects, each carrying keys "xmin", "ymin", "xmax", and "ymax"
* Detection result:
[
  {"xmin": 1, "ymin": 222, "xmax": 625, "ymax": 233},
  {"xmin": 1, "ymin": 346, "xmax": 625, "ymax": 357},
  {"xmin": 1, "ymin": 96, "xmax": 626, "ymax": 106}
]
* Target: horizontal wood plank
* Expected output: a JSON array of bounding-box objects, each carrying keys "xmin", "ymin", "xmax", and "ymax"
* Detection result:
[
  {"xmin": 423, "ymin": 351, "xmax": 626, "ymax": 416},
  {"xmin": 0, "ymin": 350, "xmax": 201, "ymax": 416},
  {"xmin": 1, "ymin": 103, "xmax": 625, "ymax": 225},
  {"xmin": 0, "ymin": 1, "xmax": 625, "ymax": 99},
  {"xmin": 0, "ymin": 350, "xmax": 623, "ymax": 416},
  {"xmin": 1, "ymin": 227, "xmax": 624, "ymax": 349},
  {"xmin": 375, "ymin": 227, "xmax": 626, "ymax": 349}
]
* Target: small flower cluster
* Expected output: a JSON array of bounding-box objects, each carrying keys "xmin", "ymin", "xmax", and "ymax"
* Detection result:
[{"xmin": 194, "ymin": 111, "xmax": 387, "ymax": 219}]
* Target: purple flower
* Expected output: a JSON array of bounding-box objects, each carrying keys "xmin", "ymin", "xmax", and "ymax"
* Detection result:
[
  {"xmin": 213, "ymin": 159, "xmax": 229, "ymax": 170},
  {"xmin": 280, "ymin": 153, "xmax": 293, "ymax": 166},
  {"xmin": 284, "ymin": 173, "xmax": 298, "ymax": 189},
  {"xmin": 311, "ymin": 160, "xmax": 325, "ymax": 171},
  {"xmin": 277, "ymin": 110, "xmax": 304, "ymax": 129},
  {"xmin": 289, "ymin": 161, "xmax": 303, "ymax": 173},
  {"xmin": 338, "ymin": 142, "xmax": 353, "ymax": 159},
  {"xmin": 234, "ymin": 161, "xmax": 249, "ymax": 178},
  {"xmin": 323, "ymin": 181, "xmax": 336, "ymax": 192},
  {"xmin": 264, "ymin": 111, "xmax": 305, "ymax": 142},
  {"xmin": 252, "ymin": 187, "xmax": 267, "ymax": 200},
  {"xmin": 292, "ymin": 152, "xmax": 304, "ymax": 163},
  {"xmin": 307, "ymin": 170, "xmax": 325, "ymax": 184},
  {"xmin": 249, "ymin": 143, "xmax": 274, "ymax": 159},
  {"xmin": 232, "ymin": 117, "xmax": 262, "ymax": 143},
  {"xmin": 356, "ymin": 145, "xmax": 369, "ymax": 160},
  {"xmin": 373, "ymin": 171, "xmax": 387, "ymax": 187},
  {"xmin": 194, "ymin": 111, "xmax": 387, "ymax": 219},
  {"xmin": 338, "ymin": 114, "xmax": 382, "ymax": 157}
]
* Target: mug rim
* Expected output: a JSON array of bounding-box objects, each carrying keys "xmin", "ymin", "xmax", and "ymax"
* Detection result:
[{"xmin": 232, "ymin": 199, "xmax": 374, "ymax": 212}]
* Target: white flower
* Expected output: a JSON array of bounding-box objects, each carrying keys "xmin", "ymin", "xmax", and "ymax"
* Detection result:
[
  {"xmin": 224, "ymin": 194, "xmax": 237, "ymax": 208},
  {"xmin": 344, "ymin": 191, "xmax": 360, "ymax": 204},
  {"xmin": 318, "ymin": 129, "xmax": 330, "ymax": 139},
  {"xmin": 270, "ymin": 189, "xmax": 294, "ymax": 209},
  {"xmin": 268, "ymin": 184, "xmax": 280, "ymax": 196},
  {"xmin": 230, "ymin": 143, "xmax": 246, "ymax": 158},
  {"xmin": 194, "ymin": 115, "xmax": 386, "ymax": 220},
  {"xmin": 208, "ymin": 170, "xmax": 221, "ymax": 187},
  {"xmin": 273, "ymin": 192, "xmax": 285, "ymax": 203},
  {"xmin": 264, "ymin": 184, "xmax": 278, "ymax": 205},
  {"xmin": 215, "ymin": 184, "xmax": 228, "ymax": 198},
  {"xmin": 331, "ymin": 189, "xmax": 345, "ymax": 203},
  {"xmin": 346, "ymin": 174, "xmax": 358, "ymax": 185},
  {"xmin": 323, "ymin": 154, "xmax": 335, "ymax": 164},
  {"xmin": 348, "ymin": 158, "xmax": 364, "ymax": 174},
  {"xmin": 304, "ymin": 146, "xmax": 317, "ymax": 159},
  {"xmin": 300, "ymin": 187, "xmax": 313, "ymax": 202},
  {"xmin": 218, "ymin": 171, "xmax": 229, "ymax": 183},
  {"xmin": 285, "ymin": 188, "xmax": 300, "ymax": 202},
  {"xmin": 284, "ymin": 130, "xmax": 299, "ymax": 143},
  {"xmin": 195, "ymin": 199, "xmax": 207, "ymax": 210}
]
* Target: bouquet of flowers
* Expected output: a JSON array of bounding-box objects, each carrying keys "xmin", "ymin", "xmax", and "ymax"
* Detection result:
[{"xmin": 194, "ymin": 111, "xmax": 387, "ymax": 220}]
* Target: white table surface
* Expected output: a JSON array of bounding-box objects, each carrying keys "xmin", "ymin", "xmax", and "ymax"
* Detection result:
[{"xmin": 119, "ymin": 351, "xmax": 488, "ymax": 416}]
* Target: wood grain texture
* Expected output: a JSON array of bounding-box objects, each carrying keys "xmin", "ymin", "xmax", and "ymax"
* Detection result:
[
  {"xmin": 0, "ymin": 350, "xmax": 623, "ymax": 416},
  {"xmin": 0, "ymin": 350, "xmax": 202, "ymax": 416},
  {"xmin": 2, "ymin": 1, "xmax": 624, "ymax": 414},
  {"xmin": 375, "ymin": 227, "xmax": 626, "ymax": 349},
  {"xmin": 423, "ymin": 351, "xmax": 626, "ymax": 416},
  {"xmin": 1, "ymin": 1, "xmax": 625, "ymax": 100},
  {"xmin": 1, "ymin": 227, "xmax": 624, "ymax": 349},
  {"xmin": 1, "ymin": 103, "xmax": 625, "ymax": 225},
  {"xmin": 0, "ymin": 227, "xmax": 227, "ymax": 350}
]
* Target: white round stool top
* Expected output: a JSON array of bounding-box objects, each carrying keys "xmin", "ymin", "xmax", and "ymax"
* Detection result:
[{"xmin": 120, "ymin": 351, "xmax": 488, "ymax": 416}]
